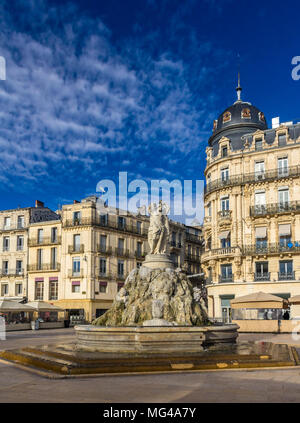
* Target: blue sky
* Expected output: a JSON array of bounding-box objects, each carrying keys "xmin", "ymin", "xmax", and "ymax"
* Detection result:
[{"xmin": 0, "ymin": 0, "xmax": 299, "ymax": 214}]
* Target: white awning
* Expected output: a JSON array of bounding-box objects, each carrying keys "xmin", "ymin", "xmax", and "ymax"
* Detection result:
[
  {"xmin": 255, "ymin": 226, "xmax": 267, "ymax": 238},
  {"xmin": 219, "ymin": 231, "xmax": 230, "ymax": 240},
  {"xmin": 278, "ymin": 224, "xmax": 291, "ymax": 236}
]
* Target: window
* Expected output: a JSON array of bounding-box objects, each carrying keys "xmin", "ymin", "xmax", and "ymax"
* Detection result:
[
  {"xmin": 255, "ymin": 227, "xmax": 267, "ymax": 249},
  {"xmin": 118, "ymin": 216, "xmax": 126, "ymax": 229},
  {"xmin": 73, "ymin": 211, "xmax": 81, "ymax": 224},
  {"xmin": 278, "ymin": 157, "xmax": 288, "ymax": 177},
  {"xmin": 73, "ymin": 234, "xmax": 80, "ymax": 252},
  {"xmin": 220, "ymin": 264, "xmax": 232, "ymax": 282},
  {"xmin": 3, "ymin": 236, "xmax": 9, "ymax": 251},
  {"xmin": 207, "ymin": 202, "xmax": 212, "ymax": 217},
  {"xmin": 255, "ymin": 161, "xmax": 265, "ymax": 180},
  {"xmin": 2, "ymin": 261, "xmax": 8, "ymax": 275},
  {"xmin": 51, "ymin": 227, "xmax": 57, "ymax": 243},
  {"xmin": 207, "ymin": 237, "xmax": 211, "ymax": 250},
  {"xmin": 278, "ymin": 134, "xmax": 287, "ymax": 146},
  {"xmin": 118, "ymin": 238, "xmax": 124, "ymax": 255},
  {"xmin": 117, "ymin": 282, "xmax": 124, "ymax": 291},
  {"xmin": 51, "ymin": 247, "xmax": 57, "ymax": 269},
  {"xmin": 17, "ymin": 215, "xmax": 24, "ymax": 229},
  {"xmin": 137, "ymin": 241, "xmax": 142, "ymax": 256},
  {"xmin": 99, "ymin": 282, "xmax": 107, "ymax": 293},
  {"xmin": 220, "ymin": 197, "xmax": 229, "ymax": 211},
  {"xmin": 279, "ymin": 261, "xmax": 293, "ymax": 277},
  {"xmin": 221, "ymin": 146, "xmax": 228, "ymax": 157},
  {"xmin": 170, "ymin": 253, "xmax": 178, "ymax": 267},
  {"xmin": 35, "ymin": 281, "xmax": 44, "ymax": 300},
  {"xmin": 254, "ymin": 191, "xmax": 266, "ymax": 214},
  {"xmin": 99, "ymin": 258, "xmax": 106, "ymax": 275},
  {"xmin": 4, "ymin": 217, "xmax": 10, "ymax": 229},
  {"xmin": 37, "ymin": 229, "xmax": 43, "ymax": 244},
  {"xmin": 17, "ymin": 236, "xmax": 24, "ymax": 251},
  {"xmin": 100, "ymin": 214, "xmax": 108, "ymax": 226},
  {"xmin": 37, "ymin": 249, "xmax": 43, "ymax": 270},
  {"xmin": 49, "ymin": 280, "xmax": 58, "ymax": 300},
  {"xmin": 72, "ymin": 258, "xmax": 80, "ymax": 275},
  {"xmin": 72, "ymin": 281, "xmax": 80, "ymax": 293},
  {"xmin": 100, "ymin": 235, "xmax": 107, "ymax": 252},
  {"xmin": 15, "ymin": 283, "xmax": 23, "ymax": 296},
  {"xmin": 255, "ymin": 262, "xmax": 269, "ymax": 279},
  {"xmin": 220, "ymin": 232, "xmax": 231, "ymax": 248},
  {"xmin": 279, "ymin": 224, "xmax": 291, "ymax": 247},
  {"xmin": 118, "ymin": 260, "xmax": 124, "ymax": 276},
  {"xmin": 171, "ymin": 231, "xmax": 176, "ymax": 246},
  {"xmin": 16, "ymin": 260, "xmax": 23, "ymax": 275},
  {"xmin": 278, "ymin": 188, "xmax": 289, "ymax": 210},
  {"xmin": 1, "ymin": 284, "xmax": 8, "ymax": 296},
  {"xmin": 221, "ymin": 167, "xmax": 229, "ymax": 182},
  {"xmin": 255, "ymin": 138, "xmax": 263, "ymax": 150},
  {"xmin": 136, "ymin": 221, "xmax": 141, "ymax": 234}
]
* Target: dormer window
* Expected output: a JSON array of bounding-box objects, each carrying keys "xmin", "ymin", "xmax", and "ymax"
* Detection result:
[
  {"xmin": 241, "ymin": 108, "xmax": 251, "ymax": 119},
  {"xmin": 255, "ymin": 138, "xmax": 263, "ymax": 151},
  {"xmin": 221, "ymin": 146, "xmax": 228, "ymax": 157},
  {"xmin": 213, "ymin": 120, "xmax": 218, "ymax": 132},
  {"xmin": 259, "ymin": 112, "xmax": 266, "ymax": 123},
  {"xmin": 278, "ymin": 133, "xmax": 287, "ymax": 146},
  {"xmin": 223, "ymin": 111, "xmax": 231, "ymax": 123}
]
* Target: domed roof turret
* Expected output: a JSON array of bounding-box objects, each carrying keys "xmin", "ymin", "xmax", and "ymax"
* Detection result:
[{"xmin": 208, "ymin": 76, "xmax": 268, "ymax": 151}]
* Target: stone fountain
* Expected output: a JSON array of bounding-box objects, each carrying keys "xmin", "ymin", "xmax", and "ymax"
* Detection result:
[{"xmin": 75, "ymin": 201, "xmax": 238, "ymax": 353}]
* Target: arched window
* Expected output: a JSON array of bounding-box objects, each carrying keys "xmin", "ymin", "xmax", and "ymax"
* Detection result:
[{"xmin": 223, "ymin": 111, "xmax": 231, "ymax": 123}]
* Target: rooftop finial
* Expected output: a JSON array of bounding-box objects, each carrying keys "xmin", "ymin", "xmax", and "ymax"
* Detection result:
[{"xmin": 236, "ymin": 54, "xmax": 242, "ymax": 102}]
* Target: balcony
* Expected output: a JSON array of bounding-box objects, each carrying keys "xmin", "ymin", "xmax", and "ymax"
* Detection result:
[
  {"xmin": 278, "ymin": 271, "xmax": 295, "ymax": 280},
  {"xmin": 201, "ymin": 246, "xmax": 241, "ymax": 262},
  {"xmin": 219, "ymin": 275, "xmax": 233, "ymax": 283},
  {"xmin": 96, "ymin": 245, "xmax": 113, "ymax": 255},
  {"xmin": 64, "ymin": 216, "xmax": 148, "ymax": 237},
  {"xmin": 96, "ymin": 271, "xmax": 113, "ymax": 280},
  {"xmin": 135, "ymin": 251, "xmax": 145, "ymax": 260},
  {"xmin": 28, "ymin": 263, "xmax": 61, "ymax": 272},
  {"xmin": 250, "ymin": 201, "xmax": 300, "ymax": 217},
  {"xmin": 0, "ymin": 269, "xmax": 24, "ymax": 277},
  {"xmin": 68, "ymin": 244, "xmax": 85, "ymax": 254},
  {"xmin": 205, "ymin": 164, "xmax": 300, "ymax": 196},
  {"xmin": 185, "ymin": 232, "xmax": 203, "ymax": 244},
  {"xmin": 243, "ymin": 243, "xmax": 300, "ymax": 255},
  {"xmin": 254, "ymin": 272, "xmax": 270, "ymax": 281},
  {"xmin": 115, "ymin": 248, "xmax": 130, "ymax": 258},
  {"xmin": 68, "ymin": 269, "xmax": 84, "ymax": 278},
  {"xmin": 186, "ymin": 253, "xmax": 201, "ymax": 263},
  {"xmin": 29, "ymin": 236, "xmax": 61, "ymax": 247}
]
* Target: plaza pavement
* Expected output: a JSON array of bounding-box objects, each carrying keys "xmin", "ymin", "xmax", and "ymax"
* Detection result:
[{"xmin": 1, "ymin": 328, "xmax": 300, "ymax": 403}]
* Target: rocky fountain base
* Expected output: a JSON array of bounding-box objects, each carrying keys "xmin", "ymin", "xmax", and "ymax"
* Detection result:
[{"xmin": 75, "ymin": 265, "xmax": 239, "ymax": 353}]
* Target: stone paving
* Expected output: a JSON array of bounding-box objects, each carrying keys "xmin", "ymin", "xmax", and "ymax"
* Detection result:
[{"xmin": 1, "ymin": 329, "xmax": 300, "ymax": 403}]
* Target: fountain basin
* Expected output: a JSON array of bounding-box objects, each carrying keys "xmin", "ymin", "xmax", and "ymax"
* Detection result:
[{"xmin": 75, "ymin": 324, "xmax": 239, "ymax": 353}]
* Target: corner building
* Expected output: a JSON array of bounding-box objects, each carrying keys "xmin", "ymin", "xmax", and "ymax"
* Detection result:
[{"xmin": 202, "ymin": 83, "xmax": 300, "ymax": 321}]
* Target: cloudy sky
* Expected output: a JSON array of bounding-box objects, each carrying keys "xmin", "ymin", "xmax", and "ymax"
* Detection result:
[{"xmin": 0, "ymin": 0, "xmax": 299, "ymax": 215}]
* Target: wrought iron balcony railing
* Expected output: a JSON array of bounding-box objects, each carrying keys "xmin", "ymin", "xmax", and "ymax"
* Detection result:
[
  {"xmin": 115, "ymin": 248, "xmax": 130, "ymax": 258},
  {"xmin": 28, "ymin": 263, "xmax": 60, "ymax": 272},
  {"xmin": 218, "ymin": 210, "xmax": 232, "ymax": 218},
  {"xmin": 205, "ymin": 165, "xmax": 300, "ymax": 196},
  {"xmin": 278, "ymin": 271, "xmax": 295, "ymax": 280},
  {"xmin": 0, "ymin": 269, "xmax": 24, "ymax": 277},
  {"xmin": 243, "ymin": 243, "xmax": 300, "ymax": 255},
  {"xmin": 219, "ymin": 275, "xmax": 233, "ymax": 283},
  {"xmin": 134, "ymin": 251, "xmax": 145, "ymax": 259},
  {"xmin": 250, "ymin": 201, "xmax": 300, "ymax": 217},
  {"xmin": 185, "ymin": 232, "xmax": 203, "ymax": 245},
  {"xmin": 29, "ymin": 236, "xmax": 61, "ymax": 246},
  {"xmin": 96, "ymin": 245, "xmax": 113, "ymax": 255},
  {"xmin": 254, "ymin": 272, "xmax": 270, "ymax": 281},
  {"xmin": 68, "ymin": 244, "xmax": 85, "ymax": 254},
  {"xmin": 186, "ymin": 253, "xmax": 201, "ymax": 263},
  {"xmin": 64, "ymin": 217, "xmax": 148, "ymax": 237}
]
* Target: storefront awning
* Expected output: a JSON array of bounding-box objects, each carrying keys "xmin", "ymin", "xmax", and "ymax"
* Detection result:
[
  {"xmin": 255, "ymin": 226, "xmax": 267, "ymax": 238},
  {"xmin": 289, "ymin": 295, "xmax": 300, "ymax": 305},
  {"xmin": 219, "ymin": 231, "xmax": 230, "ymax": 240},
  {"xmin": 26, "ymin": 301, "xmax": 65, "ymax": 312},
  {"xmin": 278, "ymin": 224, "xmax": 291, "ymax": 236},
  {"xmin": 0, "ymin": 299, "xmax": 34, "ymax": 312},
  {"xmin": 230, "ymin": 291, "xmax": 288, "ymax": 309}
]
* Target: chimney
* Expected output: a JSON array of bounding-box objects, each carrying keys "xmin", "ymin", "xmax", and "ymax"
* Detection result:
[
  {"xmin": 272, "ymin": 117, "xmax": 280, "ymax": 129},
  {"xmin": 35, "ymin": 200, "xmax": 44, "ymax": 208},
  {"xmin": 73, "ymin": 200, "xmax": 80, "ymax": 204}
]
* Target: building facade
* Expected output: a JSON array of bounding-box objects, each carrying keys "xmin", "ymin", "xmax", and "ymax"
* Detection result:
[
  {"xmin": 0, "ymin": 196, "xmax": 203, "ymax": 323},
  {"xmin": 202, "ymin": 83, "xmax": 300, "ymax": 321}
]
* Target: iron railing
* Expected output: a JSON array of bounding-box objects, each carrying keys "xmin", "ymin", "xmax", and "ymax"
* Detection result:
[
  {"xmin": 68, "ymin": 244, "xmax": 85, "ymax": 254},
  {"xmin": 250, "ymin": 201, "xmax": 300, "ymax": 217},
  {"xmin": 205, "ymin": 165, "xmax": 300, "ymax": 195},
  {"xmin": 254, "ymin": 272, "xmax": 270, "ymax": 281},
  {"xmin": 28, "ymin": 263, "xmax": 60, "ymax": 272},
  {"xmin": 29, "ymin": 236, "xmax": 61, "ymax": 246},
  {"xmin": 278, "ymin": 271, "xmax": 295, "ymax": 280}
]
